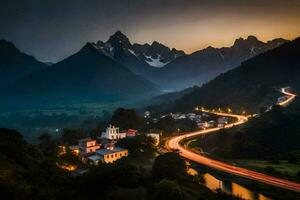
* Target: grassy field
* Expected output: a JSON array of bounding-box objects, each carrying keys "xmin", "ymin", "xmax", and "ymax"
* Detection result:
[
  {"xmin": 185, "ymin": 138, "xmax": 300, "ymax": 182},
  {"xmin": 234, "ymin": 159, "xmax": 300, "ymax": 181}
]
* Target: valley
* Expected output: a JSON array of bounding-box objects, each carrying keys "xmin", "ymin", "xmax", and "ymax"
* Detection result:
[{"xmin": 1, "ymin": 6, "xmax": 300, "ymax": 199}]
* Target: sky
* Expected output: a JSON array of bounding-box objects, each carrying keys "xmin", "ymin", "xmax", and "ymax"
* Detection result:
[{"xmin": 1, "ymin": 0, "xmax": 300, "ymax": 62}]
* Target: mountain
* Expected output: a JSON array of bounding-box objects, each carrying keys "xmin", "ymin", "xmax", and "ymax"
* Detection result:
[
  {"xmin": 150, "ymin": 37, "xmax": 300, "ymax": 113},
  {"xmin": 0, "ymin": 40, "xmax": 47, "ymax": 87},
  {"xmin": 9, "ymin": 42, "xmax": 158, "ymax": 103},
  {"xmin": 91, "ymin": 31, "xmax": 153, "ymax": 76},
  {"xmin": 156, "ymin": 36, "xmax": 288, "ymax": 90},
  {"xmin": 131, "ymin": 41, "xmax": 185, "ymax": 67},
  {"xmin": 85, "ymin": 31, "xmax": 185, "ymax": 81}
]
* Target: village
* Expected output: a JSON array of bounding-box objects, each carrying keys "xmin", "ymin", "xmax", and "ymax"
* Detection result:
[
  {"xmin": 57, "ymin": 108, "xmax": 232, "ymax": 174},
  {"xmin": 57, "ymin": 124, "xmax": 160, "ymax": 172},
  {"xmin": 149, "ymin": 110, "xmax": 231, "ymax": 129}
]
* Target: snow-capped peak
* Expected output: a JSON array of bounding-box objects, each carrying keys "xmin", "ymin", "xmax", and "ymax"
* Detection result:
[{"xmin": 144, "ymin": 54, "xmax": 169, "ymax": 67}]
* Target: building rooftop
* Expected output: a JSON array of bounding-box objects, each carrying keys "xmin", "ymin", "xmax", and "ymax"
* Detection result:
[
  {"xmin": 78, "ymin": 137, "xmax": 93, "ymax": 143},
  {"xmin": 87, "ymin": 154, "xmax": 102, "ymax": 161},
  {"xmin": 69, "ymin": 145, "xmax": 79, "ymax": 150},
  {"xmin": 96, "ymin": 147, "xmax": 127, "ymax": 155}
]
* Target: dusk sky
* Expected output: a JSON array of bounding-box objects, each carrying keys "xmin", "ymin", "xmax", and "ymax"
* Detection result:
[{"xmin": 1, "ymin": 0, "xmax": 300, "ymax": 62}]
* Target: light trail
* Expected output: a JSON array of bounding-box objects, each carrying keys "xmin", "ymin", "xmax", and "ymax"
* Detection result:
[{"xmin": 167, "ymin": 87, "xmax": 300, "ymax": 192}]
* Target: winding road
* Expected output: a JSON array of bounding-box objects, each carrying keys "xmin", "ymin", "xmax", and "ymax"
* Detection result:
[{"xmin": 167, "ymin": 87, "xmax": 300, "ymax": 192}]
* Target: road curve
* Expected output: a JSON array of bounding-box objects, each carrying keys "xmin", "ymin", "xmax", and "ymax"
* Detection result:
[{"xmin": 167, "ymin": 87, "xmax": 300, "ymax": 192}]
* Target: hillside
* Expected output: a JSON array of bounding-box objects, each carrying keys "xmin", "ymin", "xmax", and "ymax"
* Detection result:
[
  {"xmin": 156, "ymin": 36, "xmax": 288, "ymax": 90},
  {"xmin": 0, "ymin": 128, "xmax": 246, "ymax": 200},
  {"xmin": 191, "ymin": 100, "xmax": 300, "ymax": 161},
  {"xmin": 153, "ymin": 37, "xmax": 300, "ymax": 113},
  {"xmin": 0, "ymin": 40, "xmax": 47, "ymax": 87},
  {"xmin": 8, "ymin": 43, "xmax": 158, "ymax": 103}
]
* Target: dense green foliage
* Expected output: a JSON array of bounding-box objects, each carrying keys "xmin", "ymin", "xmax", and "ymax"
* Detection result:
[
  {"xmin": 0, "ymin": 128, "xmax": 66, "ymax": 200},
  {"xmin": 153, "ymin": 179, "xmax": 184, "ymax": 200},
  {"xmin": 110, "ymin": 108, "xmax": 144, "ymax": 130},
  {"xmin": 0, "ymin": 128, "xmax": 243, "ymax": 200},
  {"xmin": 152, "ymin": 152, "xmax": 187, "ymax": 181},
  {"xmin": 148, "ymin": 116, "xmax": 198, "ymax": 136},
  {"xmin": 117, "ymin": 134, "xmax": 156, "ymax": 159}
]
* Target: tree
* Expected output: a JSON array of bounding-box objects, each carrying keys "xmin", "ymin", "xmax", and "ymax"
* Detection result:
[
  {"xmin": 259, "ymin": 106, "xmax": 267, "ymax": 114},
  {"xmin": 38, "ymin": 132, "xmax": 57, "ymax": 156},
  {"xmin": 107, "ymin": 187, "xmax": 148, "ymax": 200},
  {"xmin": 152, "ymin": 152, "xmax": 187, "ymax": 181},
  {"xmin": 57, "ymin": 147, "xmax": 82, "ymax": 168},
  {"xmin": 116, "ymin": 134, "xmax": 156, "ymax": 159},
  {"xmin": 110, "ymin": 108, "xmax": 144, "ymax": 130},
  {"xmin": 61, "ymin": 129, "xmax": 89, "ymax": 145},
  {"xmin": 153, "ymin": 179, "xmax": 184, "ymax": 200}
]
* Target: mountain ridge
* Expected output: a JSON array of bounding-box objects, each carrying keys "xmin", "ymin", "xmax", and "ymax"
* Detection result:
[
  {"xmin": 0, "ymin": 39, "xmax": 47, "ymax": 87},
  {"xmin": 6, "ymin": 42, "xmax": 159, "ymax": 104},
  {"xmin": 153, "ymin": 35, "xmax": 288, "ymax": 90},
  {"xmin": 83, "ymin": 31, "xmax": 184, "ymax": 77},
  {"xmin": 149, "ymin": 37, "xmax": 300, "ymax": 113}
]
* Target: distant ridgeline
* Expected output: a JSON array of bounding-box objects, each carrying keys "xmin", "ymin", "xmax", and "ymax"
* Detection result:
[
  {"xmin": 149, "ymin": 37, "xmax": 300, "ymax": 114},
  {"xmin": 0, "ymin": 32, "xmax": 290, "ymax": 108}
]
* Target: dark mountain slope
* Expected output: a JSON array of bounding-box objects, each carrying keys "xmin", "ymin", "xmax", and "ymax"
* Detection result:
[
  {"xmin": 0, "ymin": 40, "xmax": 47, "ymax": 87},
  {"xmin": 152, "ymin": 37, "xmax": 300, "ymax": 113},
  {"xmin": 10, "ymin": 43, "xmax": 158, "ymax": 103},
  {"xmin": 157, "ymin": 36, "xmax": 288, "ymax": 90}
]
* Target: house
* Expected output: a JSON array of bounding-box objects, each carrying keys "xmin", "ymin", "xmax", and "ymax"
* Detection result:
[
  {"xmin": 202, "ymin": 113, "xmax": 209, "ymax": 117},
  {"xmin": 78, "ymin": 138, "xmax": 101, "ymax": 155},
  {"xmin": 217, "ymin": 117, "xmax": 228, "ymax": 128},
  {"xmin": 197, "ymin": 121, "xmax": 208, "ymax": 129},
  {"xmin": 218, "ymin": 117, "xmax": 228, "ymax": 124},
  {"xmin": 144, "ymin": 111, "xmax": 150, "ymax": 118},
  {"xmin": 87, "ymin": 147, "xmax": 128, "ymax": 165},
  {"xmin": 187, "ymin": 113, "xmax": 196, "ymax": 120},
  {"xmin": 147, "ymin": 133, "xmax": 160, "ymax": 146},
  {"xmin": 97, "ymin": 137, "xmax": 116, "ymax": 150},
  {"xmin": 171, "ymin": 113, "xmax": 187, "ymax": 120},
  {"xmin": 121, "ymin": 129, "xmax": 138, "ymax": 137},
  {"xmin": 208, "ymin": 120, "xmax": 216, "ymax": 128},
  {"xmin": 101, "ymin": 125, "xmax": 126, "ymax": 140},
  {"xmin": 69, "ymin": 145, "xmax": 80, "ymax": 155}
]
